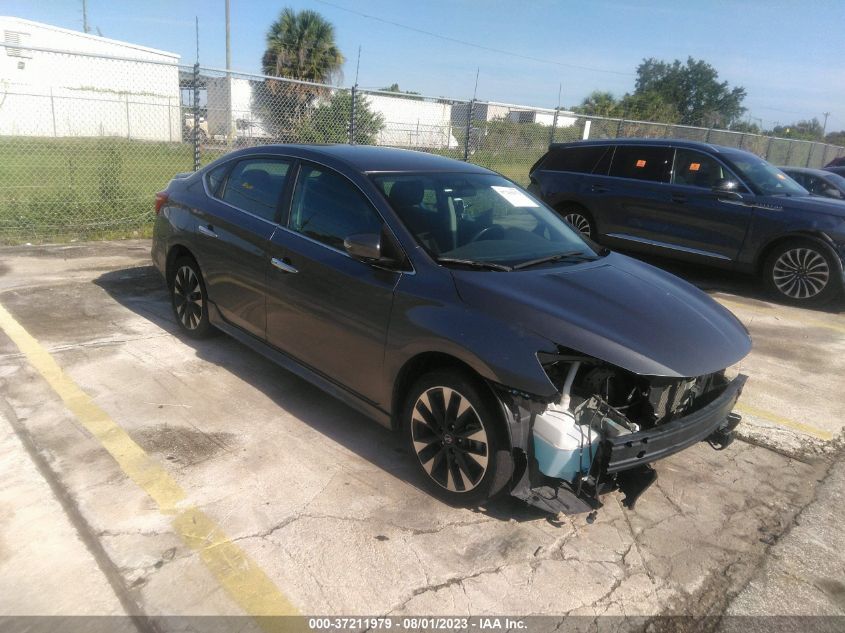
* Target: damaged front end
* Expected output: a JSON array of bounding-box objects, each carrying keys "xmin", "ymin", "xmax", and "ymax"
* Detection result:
[{"xmin": 498, "ymin": 352, "xmax": 747, "ymax": 515}]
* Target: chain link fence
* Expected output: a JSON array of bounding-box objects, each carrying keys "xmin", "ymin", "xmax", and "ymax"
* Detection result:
[{"xmin": 2, "ymin": 45, "xmax": 844, "ymax": 244}]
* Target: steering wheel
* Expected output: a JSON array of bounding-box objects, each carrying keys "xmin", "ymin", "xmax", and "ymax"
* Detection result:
[{"xmin": 470, "ymin": 224, "xmax": 506, "ymax": 243}]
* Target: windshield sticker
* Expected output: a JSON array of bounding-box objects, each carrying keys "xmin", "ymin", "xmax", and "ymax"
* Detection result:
[
  {"xmin": 689, "ymin": 162, "xmax": 701, "ymax": 171},
  {"xmin": 491, "ymin": 186, "xmax": 539, "ymax": 207},
  {"xmin": 636, "ymin": 159, "xmax": 647, "ymax": 168}
]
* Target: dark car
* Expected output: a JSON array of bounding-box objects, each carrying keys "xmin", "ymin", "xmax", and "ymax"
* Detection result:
[
  {"xmin": 152, "ymin": 144, "xmax": 750, "ymax": 513},
  {"xmin": 780, "ymin": 166, "xmax": 845, "ymax": 200},
  {"xmin": 825, "ymin": 165, "xmax": 845, "ymax": 178},
  {"xmin": 528, "ymin": 139, "xmax": 845, "ymax": 305}
]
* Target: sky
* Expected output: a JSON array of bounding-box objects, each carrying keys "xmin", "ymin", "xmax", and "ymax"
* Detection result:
[{"xmin": 3, "ymin": 0, "xmax": 844, "ymax": 131}]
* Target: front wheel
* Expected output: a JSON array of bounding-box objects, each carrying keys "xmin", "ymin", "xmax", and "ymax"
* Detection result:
[
  {"xmin": 559, "ymin": 206, "xmax": 595, "ymax": 238},
  {"xmin": 763, "ymin": 239, "xmax": 841, "ymax": 306},
  {"xmin": 402, "ymin": 369, "xmax": 512, "ymax": 506}
]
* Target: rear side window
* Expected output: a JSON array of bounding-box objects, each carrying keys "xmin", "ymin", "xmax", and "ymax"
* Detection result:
[
  {"xmin": 609, "ymin": 146, "xmax": 673, "ymax": 183},
  {"xmin": 220, "ymin": 158, "xmax": 290, "ymax": 221},
  {"xmin": 671, "ymin": 149, "xmax": 728, "ymax": 189},
  {"xmin": 206, "ymin": 163, "xmax": 228, "ymax": 197},
  {"xmin": 542, "ymin": 145, "xmax": 612, "ymax": 174},
  {"xmin": 288, "ymin": 165, "xmax": 383, "ymax": 250}
]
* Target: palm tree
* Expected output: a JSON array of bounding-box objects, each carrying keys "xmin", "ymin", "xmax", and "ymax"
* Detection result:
[
  {"xmin": 258, "ymin": 8, "xmax": 344, "ymax": 139},
  {"xmin": 262, "ymin": 8, "xmax": 344, "ymax": 84}
]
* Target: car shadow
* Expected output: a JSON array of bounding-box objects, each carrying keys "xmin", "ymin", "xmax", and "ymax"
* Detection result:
[
  {"xmin": 93, "ymin": 265, "xmax": 552, "ymax": 523},
  {"xmin": 619, "ymin": 251, "xmax": 845, "ymax": 314}
]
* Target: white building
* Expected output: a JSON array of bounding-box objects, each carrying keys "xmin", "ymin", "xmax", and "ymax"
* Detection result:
[
  {"xmin": 0, "ymin": 16, "xmax": 181, "ymax": 141},
  {"xmin": 364, "ymin": 93, "xmax": 458, "ymax": 149},
  {"xmin": 206, "ymin": 75, "xmax": 273, "ymax": 139}
]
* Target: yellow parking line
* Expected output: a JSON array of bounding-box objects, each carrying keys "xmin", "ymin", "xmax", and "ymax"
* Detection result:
[
  {"xmin": 717, "ymin": 297, "xmax": 845, "ymax": 336},
  {"xmin": 0, "ymin": 302, "xmax": 299, "ymax": 620},
  {"xmin": 735, "ymin": 402, "xmax": 834, "ymax": 442}
]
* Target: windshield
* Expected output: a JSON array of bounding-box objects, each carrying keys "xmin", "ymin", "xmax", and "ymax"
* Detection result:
[
  {"xmin": 372, "ymin": 172, "xmax": 599, "ymax": 269},
  {"xmin": 722, "ymin": 151, "xmax": 809, "ymax": 196}
]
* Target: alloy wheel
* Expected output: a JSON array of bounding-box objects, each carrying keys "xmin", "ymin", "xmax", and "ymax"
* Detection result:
[
  {"xmin": 564, "ymin": 212, "xmax": 592, "ymax": 237},
  {"xmin": 173, "ymin": 265, "xmax": 204, "ymax": 330},
  {"xmin": 410, "ymin": 386, "xmax": 489, "ymax": 493},
  {"xmin": 772, "ymin": 247, "xmax": 830, "ymax": 300}
]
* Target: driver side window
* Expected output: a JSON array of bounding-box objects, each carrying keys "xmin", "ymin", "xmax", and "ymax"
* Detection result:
[
  {"xmin": 671, "ymin": 150, "xmax": 726, "ymax": 189},
  {"xmin": 288, "ymin": 165, "xmax": 383, "ymax": 250}
]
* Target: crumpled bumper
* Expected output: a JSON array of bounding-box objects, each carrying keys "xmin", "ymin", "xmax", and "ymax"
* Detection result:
[{"xmin": 601, "ymin": 373, "xmax": 747, "ymax": 475}]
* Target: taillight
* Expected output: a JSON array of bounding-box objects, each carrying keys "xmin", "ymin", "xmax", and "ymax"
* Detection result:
[{"xmin": 154, "ymin": 191, "xmax": 169, "ymax": 215}]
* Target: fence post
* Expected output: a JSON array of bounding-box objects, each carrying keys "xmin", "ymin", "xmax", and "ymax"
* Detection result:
[
  {"xmin": 616, "ymin": 117, "xmax": 624, "ymax": 138},
  {"xmin": 805, "ymin": 142, "xmax": 814, "ymax": 167},
  {"xmin": 463, "ymin": 99, "xmax": 475, "ymax": 161},
  {"xmin": 549, "ymin": 107, "xmax": 559, "ymax": 146},
  {"xmin": 193, "ymin": 62, "xmax": 200, "ymax": 172},
  {"xmin": 50, "ymin": 87, "xmax": 57, "ymax": 137},
  {"xmin": 125, "ymin": 94, "xmax": 131, "ymax": 139},
  {"xmin": 349, "ymin": 84, "xmax": 357, "ymax": 144},
  {"xmin": 705, "ymin": 128, "xmax": 712, "ymax": 143},
  {"xmin": 738, "ymin": 133, "xmax": 745, "ymax": 149},
  {"xmin": 784, "ymin": 139, "xmax": 793, "ymax": 166},
  {"xmin": 765, "ymin": 135, "xmax": 773, "ymax": 160}
]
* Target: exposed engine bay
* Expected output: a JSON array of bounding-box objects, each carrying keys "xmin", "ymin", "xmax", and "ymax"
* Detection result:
[{"xmin": 502, "ymin": 352, "xmax": 747, "ymax": 516}]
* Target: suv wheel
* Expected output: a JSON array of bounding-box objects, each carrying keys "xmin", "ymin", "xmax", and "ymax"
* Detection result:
[
  {"xmin": 402, "ymin": 369, "xmax": 512, "ymax": 505},
  {"xmin": 559, "ymin": 206, "xmax": 594, "ymax": 238},
  {"xmin": 763, "ymin": 239, "xmax": 840, "ymax": 305},
  {"xmin": 170, "ymin": 256, "xmax": 214, "ymax": 338}
]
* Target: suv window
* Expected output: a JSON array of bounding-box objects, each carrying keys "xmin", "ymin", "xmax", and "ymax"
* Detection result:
[
  {"xmin": 543, "ymin": 145, "xmax": 613, "ymax": 174},
  {"xmin": 289, "ymin": 165, "xmax": 383, "ymax": 250},
  {"xmin": 220, "ymin": 158, "xmax": 290, "ymax": 221},
  {"xmin": 609, "ymin": 145, "xmax": 673, "ymax": 183},
  {"xmin": 672, "ymin": 149, "xmax": 728, "ymax": 188}
]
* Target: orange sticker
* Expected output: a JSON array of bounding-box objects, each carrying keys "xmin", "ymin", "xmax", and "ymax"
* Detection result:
[
  {"xmin": 635, "ymin": 159, "xmax": 647, "ymax": 168},
  {"xmin": 689, "ymin": 162, "xmax": 701, "ymax": 171}
]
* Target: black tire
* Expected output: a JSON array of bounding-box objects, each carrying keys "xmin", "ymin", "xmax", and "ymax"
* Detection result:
[
  {"xmin": 558, "ymin": 205, "xmax": 595, "ymax": 239},
  {"xmin": 402, "ymin": 369, "xmax": 513, "ymax": 506},
  {"xmin": 763, "ymin": 238, "xmax": 841, "ymax": 306},
  {"xmin": 170, "ymin": 255, "xmax": 214, "ymax": 338}
]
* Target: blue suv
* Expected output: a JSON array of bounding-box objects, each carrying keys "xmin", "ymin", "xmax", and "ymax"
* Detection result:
[{"xmin": 528, "ymin": 139, "xmax": 845, "ymax": 305}]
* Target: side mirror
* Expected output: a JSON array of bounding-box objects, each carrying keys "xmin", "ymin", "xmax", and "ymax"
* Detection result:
[
  {"xmin": 712, "ymin": 178, "xmax": 744, "ymax": 201},
  {"xmin": 344, "ymin": 233, "xmax": 381, "ymax": 261}
]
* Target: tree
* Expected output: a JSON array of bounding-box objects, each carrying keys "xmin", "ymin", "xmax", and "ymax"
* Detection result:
[
  {"xmin": 729, "ymin": 120, "xmax": 762, "ymax": 134},
  {"xmin": 573, "ymin": 91, "xmax": 621, "ymax": 117},
  {"xmin": 634, "ymin": 57, "xmax": 746, "ymax": 127},
  {"xmin": 297, "ymin": 91, "xmax": 384, "ymax": 145},
  {"xmin": 771, "ymin": 118, "xmax": 824, "ymax": 141},
  {"xmin": 825, "ymin": 130, "xmax": 845, "ymax": 147},
  {"xmin": 257, "ymin": 8, "xmax": 344, "ymax": 138}
]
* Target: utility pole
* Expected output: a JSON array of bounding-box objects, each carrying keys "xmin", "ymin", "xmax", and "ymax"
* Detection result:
[
  {"xmin": 225, "ymin": 0, "xmax": 234, "ymax": 145},
  {"xmin": 822, "ymin": 112, "xmax": 831, "ymax": 137},
  {"xmin": 82, "ymin": 0, "xmax": 90, "ymax": 33}
]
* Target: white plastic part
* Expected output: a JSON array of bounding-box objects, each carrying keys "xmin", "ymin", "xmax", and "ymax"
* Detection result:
[
  {"xmin": 559, "ymin": 361, "xmax": 581, "ymax": 411},
  {"xmin": 533, "ymin": 405, "xmax": 600, "ymax": 482}
]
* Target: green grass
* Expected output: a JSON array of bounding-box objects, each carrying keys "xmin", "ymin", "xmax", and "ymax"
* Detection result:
[
  {"xmin": 0, "ymin": 137, "xmax": 211, "ymax": 244},
  {"xmin": 0, "ymin": 136, "xmax": 537, "ymax": 245}
]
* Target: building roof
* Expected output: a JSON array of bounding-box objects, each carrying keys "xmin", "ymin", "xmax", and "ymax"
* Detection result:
[{"xmin": 0, "ymin": 16, "xmax": 180, "ymax": 59}]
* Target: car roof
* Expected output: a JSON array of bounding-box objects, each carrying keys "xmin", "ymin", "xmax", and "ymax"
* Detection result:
[
  {"xmin": 778, "ymin": 166, "xmax": 830, "ymax": 176},
  {"xmin": 548, "ymin": 137, "xmax": 755, "ymax": 157},
  {"xmin": 218, "ymin": 144, "xmax": 494, "ymax": 175}
]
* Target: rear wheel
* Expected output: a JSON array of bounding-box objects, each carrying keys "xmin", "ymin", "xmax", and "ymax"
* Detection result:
[
  {"xmin": 402, "ymin": 369, "xmax": 512, "ymax": 506},
  {"xmin": 170, "ymin": 256, "xmax": 214, "ymax": 338},
  {"xmin": 763, "ymin": 239, "xmax": 840, "ymax": 306},
  {"xmin": 559, "ymin": 205, "xmax": 595, "ymax": 238}
]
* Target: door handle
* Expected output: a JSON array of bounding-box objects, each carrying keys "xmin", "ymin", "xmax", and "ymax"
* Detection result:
[
  {"xmin": 590, "ymin": 184, "xmax": 608, "ymax": 193},
  {"xmin": 270, "ymin": 257, "xmax": 298, "ymax": 274},
  {"xmin": 671, "ymin": 194, "xmax": 687, "ymax": 204},
  {"xmin": 198, "ymin": 224, "xmax": 218, "ymax": 238}
]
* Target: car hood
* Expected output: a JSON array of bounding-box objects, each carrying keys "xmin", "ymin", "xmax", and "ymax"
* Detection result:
[
  {"xmin": 769, "ymin": 194, "xmax": 845, "ymax": 217},
  {"xmin": 451, "ymin": 252, "xmax": 751, "ymax": 378}
]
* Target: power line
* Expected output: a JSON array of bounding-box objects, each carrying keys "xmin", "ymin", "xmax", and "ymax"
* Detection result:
[{"xmin": 313, "ymin": 0, "xmax": 634, "ymax": 77}]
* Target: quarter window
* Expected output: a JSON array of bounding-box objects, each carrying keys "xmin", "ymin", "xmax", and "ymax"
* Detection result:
[
  {"xmin": 206, "ymin": 163, "xmax": 229, "ymax": 197},
  {"xmin": 609, "ymin": 146, "xmax": 673, "ymax": 183},
  {"xmin": 542, "ymin": 146, "xmax": 613, "ymax": 174},
  {"xmin": 288, "ymin": 165, "xmax": 383, "ymax": 250},
  {"xmin": 672, "ymin": 149, "xmax": 728, "ymax": 188},
  {"xmin": 220, "ymin": 159, "xmax": 290, "ymax": 222}
]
